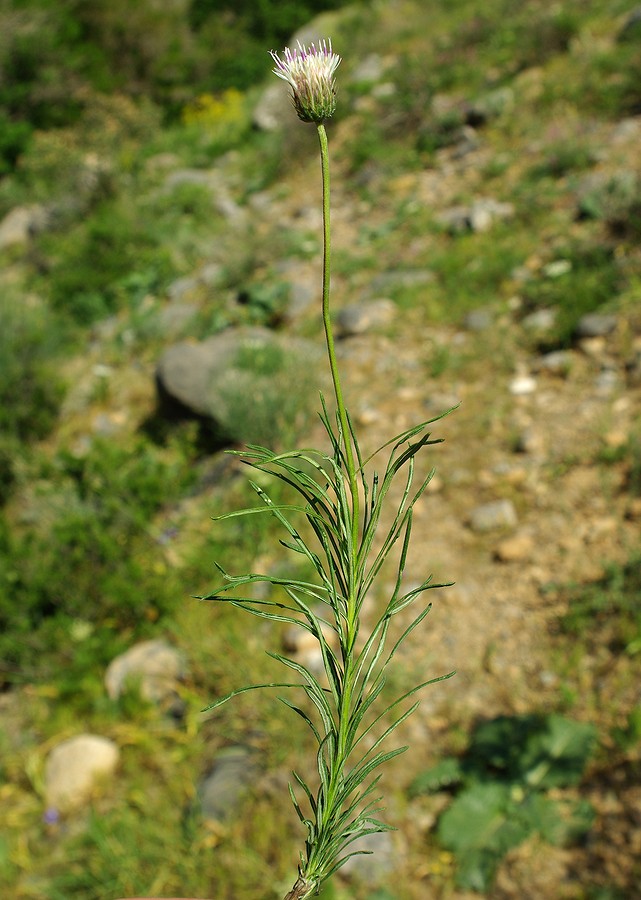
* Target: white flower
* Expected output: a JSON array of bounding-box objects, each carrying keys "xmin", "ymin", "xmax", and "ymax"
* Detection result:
[{"xmin": 270, "ymin": 38, "xmax": 341, "ymax": 124}]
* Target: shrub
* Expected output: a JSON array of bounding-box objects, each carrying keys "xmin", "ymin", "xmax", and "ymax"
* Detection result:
[{"xmin": 0, "ymin": 294, "xmax": 65, "ymax": 446}]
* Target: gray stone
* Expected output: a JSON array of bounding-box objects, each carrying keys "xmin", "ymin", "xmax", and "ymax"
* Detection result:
[
  {"xmin": 0, "ymin": 204, "xmax": 48, "ymax": 250},
  {"xmin": 164, "ymin": 168, "xmax": 217, "ymax": 191},
  {"xmin": 167, "ymin": 275, "xmax": 200, "ymax": 303},
  {"xmin": 466, "ymin": 87, "xmax": 515, "ymax": 125},
  {"xmin": 252, "ymin": 82, "xmax": 293, "ymax": 131},
  {"xmin": 351, "ymin": 54, "xmax": 386, "ymax": 84},
  {"xmin": 105, "ymin": 639, "xmax": 186, "ymax": 704},
  {"xmin": 618, "ymin": 7, "xmax": 641, "ymax": 42},
  {"xmin": 198, "ymin": 747, "xmax": 258, "ymax": 823},
  {"xmin": 469, "ymin": 499, "xmax": 518, "ymax": 532},
  {"xmin": 340, "ymin": 830, "xmax": 395, "ymax": 883},
  {"xmin": 521, "ymin": 308, "xmax": 557, "ymax": 333},
  {"xmin": 155, "ymin": 326, "xmax": 319, "ymax": 439},
  {"xmin": 45, "ymin": 734, "xmax": 119, "ymax": 812},
  {"xmin": 336, "ymin": 299, "xmax": 396, "ymax": 337},
  {"xmin": 368, "ymin": 269, "xmax": 435, "ymax": 294},
  {"xmin": 535, "ymin": 350, "xmax": 573, "ymax": 375},
  {"xmin": 463, "ymin": 308, "xmax": 494, "ymax": 331},
  {"xmin": 576, "ymin": 314, "xmax": 617, "ymax": 338},
  {"xmin": 158, "ymin": 301, "xmax": 199, "ymax": 335},
  {"xmin": 436, "ymin": 198, "xmax": 514, "ymax": 234}
]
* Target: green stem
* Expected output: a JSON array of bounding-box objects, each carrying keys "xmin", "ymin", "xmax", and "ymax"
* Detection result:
[{"xmin": 317, "ymin": 123, "xmax": 360, "ymax": 565}]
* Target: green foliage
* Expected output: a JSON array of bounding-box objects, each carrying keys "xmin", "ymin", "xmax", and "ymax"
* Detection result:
[
  {"xmin": 237, "ymin": 281, "xmax": 291, "ymax": 327},
  {"xmin": 520, "ymin": 242, "xmax": 621, "ymax": 347},
  {"xmin": 578, "ymin": 171, "xmax": 641, "ymax": 242},
  {"xmin": 0, "ymin": 111, "xmax": 32, "ymax": 175},
  {"xmin": 0, "ymin": 294, "xmax": 65, "ymax": 486},
  {"xmin": 0, "ymin": 439, "xmax": 196, "ymax": 682},
  {"xmin": 202, "ymin": 405, "xmax": 454, "ymax": 896},
  {"xmin": 411, "ymin": 713, "xmax": 596, "ymax": 892},
  {"xmin": 557, "ymin": 555, "xmax": 641, "ymax": 654},
  {"xmin": 42, "ymin": 200, "xmax": 174, "ymax": 324},
  {"xmin": 527, "ymin": 141, "xmax": 597, "ymax": 180}
]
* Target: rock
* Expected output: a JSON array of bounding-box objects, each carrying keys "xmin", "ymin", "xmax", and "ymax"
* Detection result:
[
  {"xmin": 162, "ymin": 169, "xmax": 244, "ymax": 222},
  {"xmin": 436, "ymin": 198, "xmax": 514, "ymax": 234},
  {"xmin": 44, "ymin": 734, "xmax": 119, "ymax": 812},
  {"xmin": 576, "ymin": 169, "xmax": 638, "ymax": 222},
  {"xmin": 158, "ymin": 301, "xmax": 199, "ymax": 335},
  {"xmin": 0, "ymin": 204, "xmax": 48, "ymax": 250},
  {"xmin": 466, "ymin": 86, "xmax": 515, "ymax": 125},
  {"xmin": 105, "ymin": 639, "xmax": 186, "ymax": 704},
  {"xmin": 155, "ymin": 327, "xmax": 319, "ymax": 442},
  {"xmin": 542, "ymin": 259, "xmax": 572, "ymax": 278},
  {"xmin": 463, "ymin": 308, "xmax": 494, "ymax": 331},
  {"xmin": 167, "ymin": 275, "xmax": 200, "ymax": 303},
  {"xmin": 515, "ymin": 428, "xmax": 544, "ymax": 455},
  {"xmin": 575, "ymin": 314, "xmax": 618, "ymax": 338},
  {"xmin": 618, "ymin": 7, "xmax": 641, "ymax": 42},
  {"xmin": 469, "ymin": 499, "xmax": 518, "ymax": 532},
  {"xmin": 351, "ymin": 53, "xmax": 386, "ymax": 84},
  {"xmin": 336, "ymin": 299, "xmax": 396, "ymax": 337},
  {"xmin": 368, "ymin": 269, "xmax": 435, "ymax": 294},
  {"xmin": 198, "ymin": 747, "xmax": 258, "ymax": 823},
  {"xmin": 340, "ymin": 830, "xmax": 395, "ymax": 883},
  {"xmin": 509, "ymin": 374, "xmax": 537, "ymax": 395},
  {"xmin": 252, "ymin": 82, "xmax": 293, "ymax": 131},
  {"xmin": 521, "ymin": 308, "xmax": 557, "ymax": 333},
  {"xmin": 494, "ymin": 533, "xmax": 534, "ymax": 562},
  {"xmin": 594, "ymin": 367, "xmax": 621, "ymax": 394},
  {"xmin": 534, "ymin": 350, "xmax": 573, "ymax": 375}
]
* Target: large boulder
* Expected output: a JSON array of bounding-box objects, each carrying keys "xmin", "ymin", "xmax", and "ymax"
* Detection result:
[{"xmin": 156, "ymin": 327, "xmax": 320, "ymax": 445}]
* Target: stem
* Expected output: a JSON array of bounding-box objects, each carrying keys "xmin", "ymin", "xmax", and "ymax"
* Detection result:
[{"xmin": 317, "ymin": 123, "xmax": 360, "ymax": 555}]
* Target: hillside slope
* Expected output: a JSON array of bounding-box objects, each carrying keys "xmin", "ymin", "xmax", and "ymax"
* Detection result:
[{"xmin": 1, "ymin": 1, "xmax": 640, "ymax": 897}]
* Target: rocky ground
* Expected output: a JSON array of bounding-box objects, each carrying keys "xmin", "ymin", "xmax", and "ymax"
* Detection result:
[{"xmin": 2, "ymin": 3, "xmax": 641, "ymax": 897}]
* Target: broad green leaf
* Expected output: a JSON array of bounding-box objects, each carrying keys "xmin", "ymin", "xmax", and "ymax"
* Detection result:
[
  {"xmin": 408, "ymin": 757, "xmax": 463, "ymax": 796},
  {"xmin": 438, "ymin": 783, "xmax": 529, "ymax": 854}
]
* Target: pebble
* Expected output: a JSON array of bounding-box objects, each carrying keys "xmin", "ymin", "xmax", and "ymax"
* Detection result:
[
  {"xmin": 515, "ymin": 428, "xmax": 544, "ymax": 455},
  {"xmin": 521, "ymin": 308, "xmax": 557, "ymax": 333},
  {"xmin": 509, "ymin": 374, "xmax": 537, "ymax": 395},
  {"xmin": 534, "ymin": 350, "xmax": 573, "ymax": 376},
  {"xmin": 463, "ymin": 308, "xmax": 494, "ymax": 331},
  {"xmin": 576, "ymin": 314, "xmax": 618, "ymax": 338},
  {"xmin": 105, "ymin": 639, "xmax": 186, "ymax": 705},
  {"xmin": 198, "ymin": 746, "xmax": 258, "ymax": 824},
  {"xmin": 45, "ymin": 734, "xmax": 119, "ymax": 812},
  {"xmin": 335, "ymin": 299, "xmax": 396, "ymax": 337},
  {"xmin": 469, "ymin": 499, "xmax": 518, "ymax": 532},
  {"xmin": 494, "ymin": 533, "xmax": 534, "ymax": 562}
]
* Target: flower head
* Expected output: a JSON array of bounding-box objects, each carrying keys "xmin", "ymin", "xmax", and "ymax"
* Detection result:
[{"xmin": 270, "ymin": 38, "xmax": 341, "ymax": 124}]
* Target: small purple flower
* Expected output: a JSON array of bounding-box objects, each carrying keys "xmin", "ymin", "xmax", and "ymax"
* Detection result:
[
  {"xmin": 43, "ymin": 807, "xmax": 60, "ymax": 824},
  {"xmin": 270, "ymin": 38, "xmax": 341, "ymax": 124}
]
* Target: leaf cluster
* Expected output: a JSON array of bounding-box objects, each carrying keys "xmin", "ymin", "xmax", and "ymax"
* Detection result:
[
  {"xmin": 202, "ymin": 400, "xmax": 454, "ymax": 895},
  {"xmin": 410, "ymin": 713, "xmax": 597, "ymax": 892}
]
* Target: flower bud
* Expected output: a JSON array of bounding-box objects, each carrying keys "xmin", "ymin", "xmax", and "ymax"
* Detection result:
[{"xmin": 270, "ymin": 39, "xmax": 341, "ymax": 124}]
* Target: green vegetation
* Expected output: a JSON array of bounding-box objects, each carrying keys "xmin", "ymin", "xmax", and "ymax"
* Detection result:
[
  {"xmin": 557, "ymin": 554, "xmax": 641, "ymax": 655},
  {"xmin": 0, "ymin": 0, "xmax": 640, "ymax": 896},
  {"xmin": 410, "ymin": 714, "xmax": 596, "ymax": 892}
]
